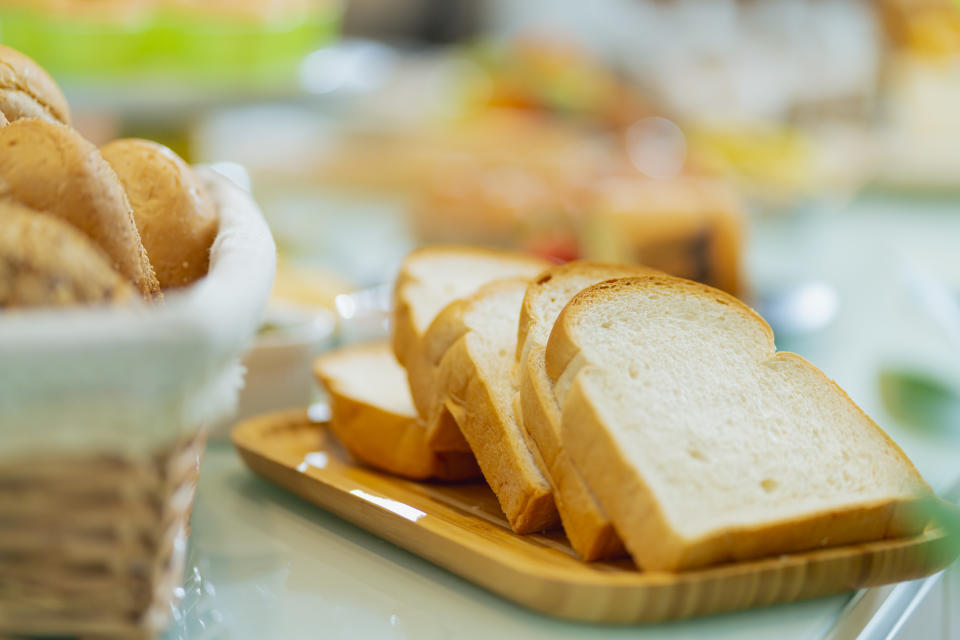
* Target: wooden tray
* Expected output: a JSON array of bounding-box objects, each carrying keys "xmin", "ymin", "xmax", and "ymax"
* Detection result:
[{"xmin": 232, "ymin": 409, "xmax": 960, "ymax": 624}]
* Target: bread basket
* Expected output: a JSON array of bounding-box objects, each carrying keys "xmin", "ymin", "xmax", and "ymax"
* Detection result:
[{"xmin": 0, "ymin": 166, "xmax": 275, "ymax": 637}]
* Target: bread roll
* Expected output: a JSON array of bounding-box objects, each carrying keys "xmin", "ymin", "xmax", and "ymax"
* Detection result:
[
  {"xmin": 0, "ymin": 45, "xmax": 71, "ymax": 125},
  {"xmin": 0, "ymin": 201, "xmax": 135, "ymax": 308},
  {"xmin": 0, "ymin": 119, "xmax": 160, "ymax": 298},
  {"xmin": 101, "ymin": 139, "xmax": 218, "ymax": 288}
]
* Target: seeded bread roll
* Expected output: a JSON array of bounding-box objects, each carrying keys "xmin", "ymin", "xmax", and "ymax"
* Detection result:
[
  {"xmin": 0, "ymin": 201, "xmax": 135, "ymax": 308},
  {"xmin": 0, "ymin": 45, "xmax": 71, "ymax": 125},
  {"xmin": 0, "ymin": 119, "xmax": 160, "ymax": 299},
  {"xmin": 101, "ymin": 139, "xmax": 218, "ymax": 289}
]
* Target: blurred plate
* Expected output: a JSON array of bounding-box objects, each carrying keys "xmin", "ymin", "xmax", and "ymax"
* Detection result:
[{"xmin": 214, "ymin": 303, "xmax": 336, "ymax": 439}]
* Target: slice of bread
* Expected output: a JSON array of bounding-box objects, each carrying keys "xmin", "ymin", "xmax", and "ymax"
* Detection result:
[
  {"xmin": 392, "ymin": 246, "xmax": 548, "ymax": 451},
  {"xmin": 313, "ymin": 342, "xmax": 480, "ymax": 482},
  {"xmin": 545, "ymin": 275, "xmax": 934, "ymax": 570},
  {"xmin": 426, "ymin": 278, "xmax": 559, "ymax": 533},
  {"xmin": 517, "ymin": 261, "xmax": 656, "ymax": 560}
]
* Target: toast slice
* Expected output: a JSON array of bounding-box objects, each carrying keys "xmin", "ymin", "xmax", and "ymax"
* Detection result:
[
  {"xmin": 392, "ymin": 246, "xmax": 549, "ymax": 451},
  {"xmin": 425, "ymin": 278, "xmax": 559, "ymax": 533},
  {"xmin": 314, "ymin": 342, "xmax": 480, "ymax": 481},
  {"xmin": 546, "ymin": 275, "xmax": 934, "ymax": 571},
  {"xmin": 517, "ymin": 261, "xmax": 657, "ymax": 560}
]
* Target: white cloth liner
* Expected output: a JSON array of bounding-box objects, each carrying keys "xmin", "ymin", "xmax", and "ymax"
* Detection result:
[{"xmin": 0, "ymin": 166, "xmax": 276, "ymax": 455}]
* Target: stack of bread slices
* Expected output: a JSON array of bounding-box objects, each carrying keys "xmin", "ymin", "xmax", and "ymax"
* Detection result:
[{"xmin": 314, "ymin": 247, "xmax": 935, "ymax": 571}]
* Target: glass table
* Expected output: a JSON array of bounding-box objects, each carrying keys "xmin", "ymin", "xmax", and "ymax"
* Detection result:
[{"xmin": 167, "ymin": 189, "xmax": 960, "ymax": 639}]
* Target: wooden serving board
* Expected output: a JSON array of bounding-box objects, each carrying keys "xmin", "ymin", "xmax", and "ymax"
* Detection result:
[{"xmin": 232, "ymin": 409, "xmax": 960, "ymax": 624}]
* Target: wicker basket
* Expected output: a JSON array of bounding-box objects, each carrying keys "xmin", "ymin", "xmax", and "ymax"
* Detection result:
[
  {"xmin": 0, "ymin": 432, "xmax": 204, "ymax": 637},
  {"xmin": 0, "ymin": 167, "xmax": 275, "ymax": 637}
]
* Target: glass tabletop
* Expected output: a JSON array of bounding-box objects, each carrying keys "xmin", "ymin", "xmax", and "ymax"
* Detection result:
[{"xmin": 167, "ymin": 190, "xmax": 960, "ymax": 639}]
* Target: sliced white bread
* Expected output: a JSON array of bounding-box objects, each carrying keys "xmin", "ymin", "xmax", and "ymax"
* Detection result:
[
  {"xmin": 392, "ymin": 246, "xmax": 549, "ymax": 451},
  {"xmin": 516, "ymin": 261, "xmax": 657, "ymax": 560},
  {"xmin": 424, "ymin": 278, "xmax": 559, "ymax": 533},
  {"xmin": 314, "ymin": 342, "xmax": 481, "ymax": 481},
  {"xmin": 546, "ymin": 275, "xmax": 934, "ymax": 571}
]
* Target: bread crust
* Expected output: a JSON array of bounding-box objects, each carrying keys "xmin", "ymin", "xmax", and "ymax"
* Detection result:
[
  {"xmin": 390, "ymin": 254, "xmax": 449, "ymax": 445},
  {"xmin": 101, "ymin": 139, "xmax": 218, "ymax": 289},
  {"xmin": 418, "ymin": 292, "xmax": 482, "ymax": 452},
  {"xmin": 518, "ymin": 261, "xmax": 657, "ymax": 361},
  {"xmin": 436, "ymin": 334, "xmax": 559, "ymax": 532},
  {"xmin": 314, "ymin": 343, "xmax": 480, "ymax": 482},
  {"xmin": 0, "ymin": 202, "xmax": 135, "ymax": 308},
  {"xmin": 547, "ymin": 275, "xmax": 934, "ymax": 571},
  {"xmin": 0, "ymin": 119, "xmax": 160, "ymax": 298},
  {"xmin": 428, "ymin": 279, "xmax": 559, "ymax": 533},
  {"xmin": 404, "ymin": 315, "xmax": 472, "ymax": 452},
  {"xmin": 546, "ymin": 274, "xmax": 767, "ymax": 382},
  {"xmin": 391, "ymin": 245, "xmax": 548, "ymax": 451},
  {"xmin": 518, "ymin": 349, "xmax": 625, "ymax": 559},
  {"xmin": 515, "ymin": 261, "xmax": 657, "ymax": 560},
  {"xmin": 0, "ymin": 45, "xmax": 71, "ymax": 125},
  {"xmin": 392, "ymin": 245, "xmax": 549, "ymax": 367}
]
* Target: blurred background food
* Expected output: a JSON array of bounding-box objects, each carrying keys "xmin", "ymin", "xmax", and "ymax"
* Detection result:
[{"xmin": 3, "ymin": 0, "xmax": 957, "ymax": 435}]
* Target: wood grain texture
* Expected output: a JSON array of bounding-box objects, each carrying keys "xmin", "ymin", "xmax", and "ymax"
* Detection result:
[{"xmin": 232, "ymin": 409, "xmax": 960, "ymax": 624}]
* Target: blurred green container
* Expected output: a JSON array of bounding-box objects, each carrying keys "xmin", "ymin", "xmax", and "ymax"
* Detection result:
[{"xmin": 0, "ymin": 2, "xmax": 341, "ymax": 85}]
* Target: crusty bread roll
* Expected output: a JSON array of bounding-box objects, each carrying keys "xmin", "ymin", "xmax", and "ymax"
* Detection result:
[
  {"xmin": 0, "ymin": 111, "xmax": 8, "ymax": 127},
  {"xmin": 101, "ymin": 139, "xmax": 218, "ymax": 289},
  {"xmin": 0, "ymin": 119, "xmax": 160, "ymax": 299},
  {"xmin": 0, "ymin": 45, "xmax": 71, "ymax": 125},
  {"xmin": 0, "ymin": 201, "xmax": 135, "ymax": 308}
]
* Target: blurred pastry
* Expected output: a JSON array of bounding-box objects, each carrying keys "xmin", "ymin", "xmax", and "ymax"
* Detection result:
[
  {"xmin": 0, "ymin": 201, "xmax": 135, "ymax": 308},
  {"xmin": 0, "ymin": 119, "xmax": 160, "ymax": 298},
  {"xmin": 163, "ymin": 0, "xmax": 319, "ymax": 22},
  {"xmin": 271, "ymin": 258, "xmax": 354, "ymax": 310},
  {"xmin": 461, "ymin": 37, "xmax": 653, "ymax": 131},
  {"xmin": 582, "ymin": 177, "xmax": 745, "ymax": 298},
  {"xmin": 101, "ymin": 138, "xmax": 218, "ymax": 289},
  {"xmin": 0, "ymin": 44, "xmax": 71, "ymax": 125}
]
